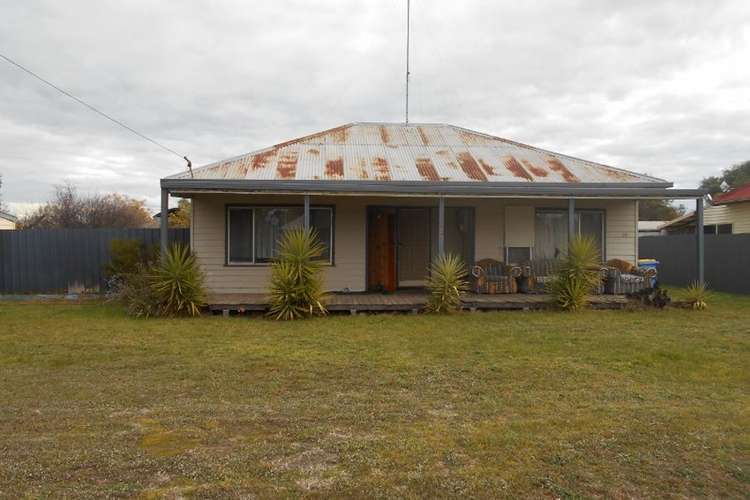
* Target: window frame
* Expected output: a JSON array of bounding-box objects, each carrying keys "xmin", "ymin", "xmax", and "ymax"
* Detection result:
[
  {"xmin": 534, "ymin": 208, "xmax": 607, "ymax": 261},
  {"xmin": 225, "ymin": 204, "xmax": 335, "ymax": 266}
]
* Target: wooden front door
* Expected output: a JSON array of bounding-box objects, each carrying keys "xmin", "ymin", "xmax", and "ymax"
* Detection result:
[{"xmin": 367, "ymin": 208, "xmax": 396, "ymax": 292}]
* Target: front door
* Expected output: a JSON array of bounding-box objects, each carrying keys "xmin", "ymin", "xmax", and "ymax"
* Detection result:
[
  {"xmin": 397, "ymin": 208, "xmax": 431, "ymax": 287},
  {"xmin": 367, "ymin": 208, "xmax": 397, "ymax": 292}
]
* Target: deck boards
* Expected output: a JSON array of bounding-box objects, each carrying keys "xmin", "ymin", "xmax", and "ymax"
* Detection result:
[{"xmin": 207, "ymin": 292, "xmax": 628, "ymax": 313}]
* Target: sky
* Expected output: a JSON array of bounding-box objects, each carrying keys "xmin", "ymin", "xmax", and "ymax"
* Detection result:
[{"xmin": 1, "ymin": 0, "xmax": 749, "ymax": 215}]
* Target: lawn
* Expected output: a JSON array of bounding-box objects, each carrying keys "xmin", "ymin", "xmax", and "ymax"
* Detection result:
[{"xmin": 1, "ymin": 292, "xmax": 749, "ymax": 498}]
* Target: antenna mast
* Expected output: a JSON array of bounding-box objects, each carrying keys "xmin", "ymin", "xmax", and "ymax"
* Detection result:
[{"xmin": 405, "ymin": 0, "xmax": 410, "ymax": 124}]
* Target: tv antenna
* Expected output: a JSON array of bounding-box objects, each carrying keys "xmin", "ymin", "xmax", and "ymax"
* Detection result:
[{"xmin": 405, "ymin": 0, "xmax": 411, "ymax": 124}]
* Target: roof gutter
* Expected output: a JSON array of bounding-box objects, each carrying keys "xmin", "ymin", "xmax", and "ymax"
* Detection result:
[{"xmin": 161, "ymin": 179, "xmax": 705, "ymax": 198}]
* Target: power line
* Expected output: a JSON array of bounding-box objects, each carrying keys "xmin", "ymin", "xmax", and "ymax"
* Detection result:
[{"xmin": 0, "ymin": 52, "xmax": 190, "ymax": 167}]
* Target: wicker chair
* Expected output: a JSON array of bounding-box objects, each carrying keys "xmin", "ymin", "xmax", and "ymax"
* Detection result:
[
  {"xmin": 521, "ymin": 258, "xmax": 560, "ymax": 293},
  {"xmin": 522, "ymin": 259, "xmax": 607, "ymax": 294},
  {"xmin": 604, "ymin": 267, "xmax": 656, "ymax": 295},
  {"xmin": 471, "ymin": 259, "xmax": 522, "ymax": 294}
]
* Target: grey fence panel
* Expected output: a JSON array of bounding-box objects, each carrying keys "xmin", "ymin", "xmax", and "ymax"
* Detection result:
[
  {"xmin": 639, "ymin": 234, "xmax": 750, "ymax": 294},
  {"xmin": 0, "ymin": 228, "xmax": 189, "ymax": 294}
]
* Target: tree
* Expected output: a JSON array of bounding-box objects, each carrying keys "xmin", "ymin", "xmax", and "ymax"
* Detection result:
[
  {"xmin": 168, "ymin": 199, "xmax": 191, "ymax": 228},
  {"xmin": 700, "ymin": 160, "xmax": 750, "ymax": 194},
  {"xmin": 638, "ymin": 199, "xmax": 685, "ymax": 221},
  {"xmin": 18, "ymin": 183, "xmax": 152, "ymax": 229}
]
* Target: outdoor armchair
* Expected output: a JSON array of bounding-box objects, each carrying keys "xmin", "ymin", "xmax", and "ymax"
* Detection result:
[{"xmin": 471, "ymin": 258, "xmax": 522, "ymax": 294}]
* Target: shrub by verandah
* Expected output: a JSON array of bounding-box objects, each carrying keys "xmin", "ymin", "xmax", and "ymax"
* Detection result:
[
  {"xmin": 547, "ymin": 236, "xmax": 602, "ymax": 312},
  {"xmin": 425, "ymin": 253, "xmax": 469, "ymax": 313},
  {"xmin": 267, "ymin": 227, "xmax": 328, "ymax": 320},
  {"xmin": 151, "ymin": 244, "xmax": 207, "ymax": 316},
  {"xmin": 116, "ymin": 244, "xmax": 206, "ymax": 317}
]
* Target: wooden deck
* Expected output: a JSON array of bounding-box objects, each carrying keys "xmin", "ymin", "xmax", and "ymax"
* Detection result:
[{"xmin": 207, "ymin": 292, "xmax": 629, "ymax": 314}]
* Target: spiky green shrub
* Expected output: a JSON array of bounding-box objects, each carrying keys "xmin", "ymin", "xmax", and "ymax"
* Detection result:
[
  {"xmin": 267, "ymin": 227, "xmax": 327, "ymax": 320},
  {"xmin": 151, "ymin": 244, "xmax": 206, "ymax": 316},
  {"xmin": 547, "ymin": 236, "xmax": 602, "ymax": 311},
  {"xmin": 685, "ymin": 281, "xmax": 709, "ymax": 310},
  {"xmin": 425, "ymin": 253, "xmax": 469, "ymax": 313}
]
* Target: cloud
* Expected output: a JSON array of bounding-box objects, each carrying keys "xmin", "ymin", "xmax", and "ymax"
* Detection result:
[{"xmin": 1, "ymin": 0, "xmax": 749, "ymax": 210}]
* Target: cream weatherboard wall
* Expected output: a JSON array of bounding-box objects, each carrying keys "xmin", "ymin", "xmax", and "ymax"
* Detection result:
[
  {"xmin": 190, "ymin": 194, "xmax": 637, "ymax": 294},
  {"xmin": 704, "ymin": 203, "xmax": 750, "ymax": 234}
]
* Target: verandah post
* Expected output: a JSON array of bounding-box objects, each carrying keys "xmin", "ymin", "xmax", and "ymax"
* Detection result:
[
  {"xmin": 567, "ymin": 198, "xmax": 575, "ymax": 245},
  {"xmin": 160, "ymin": 186, "xmax": 169, "ymax": 258},
  {"xmin": 696, "ymin": 196, "xmax": 704, "ymax": 285},
  {"xmin": 304, "ymin": 195, "xmax": 310, "ymax": 230},
  {"xmin": 438, "ymin": 196, "xmax": 445, "ymax": 256}
]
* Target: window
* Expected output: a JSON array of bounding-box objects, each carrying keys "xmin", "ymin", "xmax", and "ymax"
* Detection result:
[
  {"xmin": 718, "ymin": 224, "xmax": 733, "ymax": 234},
  {"xmin": 534, "ymin": 209, "xmax": 605, "ymax": 260},
  {"xmin": 227, "ymin": 206, "xmax": 334, "ymax": 264},
  {"xmin": 534, "ymin": 211, "xmax": 568, "ymax": 259},
  {"xmin": 506, "ymin": 247, "xmax": 532, "ymax": 263},
  {"xmin": 704, "ymin": 224, "xmax": 716, "ymax": 235}
]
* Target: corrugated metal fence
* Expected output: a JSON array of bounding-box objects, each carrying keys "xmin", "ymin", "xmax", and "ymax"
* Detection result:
[
  {"xmin": 639, "ymin": 234, "xmax": 750, "ymax": 294},
  {"xmin": 0, "ymin": 228, "xmax": 189, "ymax": 294}
]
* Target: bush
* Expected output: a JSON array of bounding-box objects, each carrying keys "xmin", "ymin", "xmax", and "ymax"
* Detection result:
[
  {"xmin": 151, "ymin": 244, "xmax": 206, "ymax": 316},
  {"xmin": 425, "ymin": 253, "xmax": 469, "ymax": 313},
  {"xmin": 267, "ymin": 227, "xmax": 327, "ymax": 320},
  {"xmin": 547, "ymin": 236, "xmax": 602, "ymax": 311},
  {"xmin": 118, "ymin": 263, "xmax": 161, "ymax": 318},
  {"xmin": 685, "ymin": 281, "xmax": 709, "ymax": 310},
  {"xmin": 106, "ymin": 239, "xmax": 144, "ymax": 279}
]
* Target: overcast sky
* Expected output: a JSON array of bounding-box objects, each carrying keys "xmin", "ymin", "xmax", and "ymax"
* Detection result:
[{"xmin": 1, "ymin": 0, "xmax": 749, "ymax": 214}]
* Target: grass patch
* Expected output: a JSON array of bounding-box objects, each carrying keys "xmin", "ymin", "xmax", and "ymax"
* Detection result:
[{"xmin": 0, "ymin": 291, "xmax": 748, "ymax": 496}]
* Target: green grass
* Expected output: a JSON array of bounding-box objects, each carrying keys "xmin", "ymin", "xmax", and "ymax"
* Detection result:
[{"xmin": 1, "ymin": 292, "xmax": 749, "ymax": 497}]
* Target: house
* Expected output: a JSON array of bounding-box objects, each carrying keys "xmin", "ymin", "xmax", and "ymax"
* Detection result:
[
  {"xmin": 660, "ymin": 182, "xmax": 750, "ymax": 235},
  {"xmin": 0, "ymin": 210, "xmax": 17, "ymax": 230},
  {"xmin": 638, "ymin": 220, "xmax": 667, "ymax": 237},
  {"xmin": 160, "ymin": 122, "xmax": 705, "ymax": 297}
]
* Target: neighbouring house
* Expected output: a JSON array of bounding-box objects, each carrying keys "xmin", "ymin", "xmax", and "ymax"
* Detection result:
[
  {"xmin": 0, "ymin": 210, "xmax": 17, "ymax": 230},
  {"xmin": 660, "ymin": 182, "xmax": 750, "ymax": 235},
  {"xmin": 160, "ymin": 122, "xmax": 705, "ymax": 297},
  {"xmin": 638, "ymin": 220, "xmax": 667, "ymax": 237}
]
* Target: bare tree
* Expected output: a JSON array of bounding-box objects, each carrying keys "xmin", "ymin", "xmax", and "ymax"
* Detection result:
[{"xmin": 19, "ymin": 183, "xmax": 152, "ymax": 229}]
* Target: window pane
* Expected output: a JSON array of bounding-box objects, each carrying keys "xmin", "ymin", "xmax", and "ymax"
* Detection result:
[
  {"xmin": 254, "ymin": 207, "xmax": 303, "ymax": 262},
  {"xmin": 228, "ymin": 208, "xmax": 253, "ymax": 263},
  {"xmin": 717, "ymin": 224, "xmax": 732, "ymax": 234},
  {"xmin": 310, "ymin": 208, "xmax": 332, "ymax": 262},
  {"xmin": 507, "ymin": 247, "xmax": 531, "ymax": 263},
  {"xmin": 703, "ymin": 225, "xmax": 716, "ymax": 235},
  {"xmin": 577, "ymin": 211, "xmax": 604, "ymax": 260},
  {"xmin": 534, "ymin": 211, "xmax": 567, "ymax": 259}
]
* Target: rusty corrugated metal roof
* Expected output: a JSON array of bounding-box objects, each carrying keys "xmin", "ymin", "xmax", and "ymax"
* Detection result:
[{"xmin": 167, "ymin": 123, "xmax": 666, "ymax": 184}]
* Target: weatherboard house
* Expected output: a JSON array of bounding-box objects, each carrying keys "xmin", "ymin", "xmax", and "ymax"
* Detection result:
[{"xmin": 160, "ymin": 122, "xmax": 705, "ymax": 302}]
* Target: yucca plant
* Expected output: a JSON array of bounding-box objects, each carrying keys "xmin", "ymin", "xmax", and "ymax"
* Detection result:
[
  {"xmin": 547, "ymin": 236, "xmax": 602, "ymax": 311},
  {"xmin": 425, "ymin": 253, "xmax": 469, "ymax": 313},
  {"xmin": 267, "ymin": 227, "xmax": 327, "ymax": 320},
  {"xmin": 151, "ymin": 244, "xmax": 206, "ymax": 316},
  {"xmin": 685, "ymin": 281, "xmax": 709, "ymax": 310}
]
